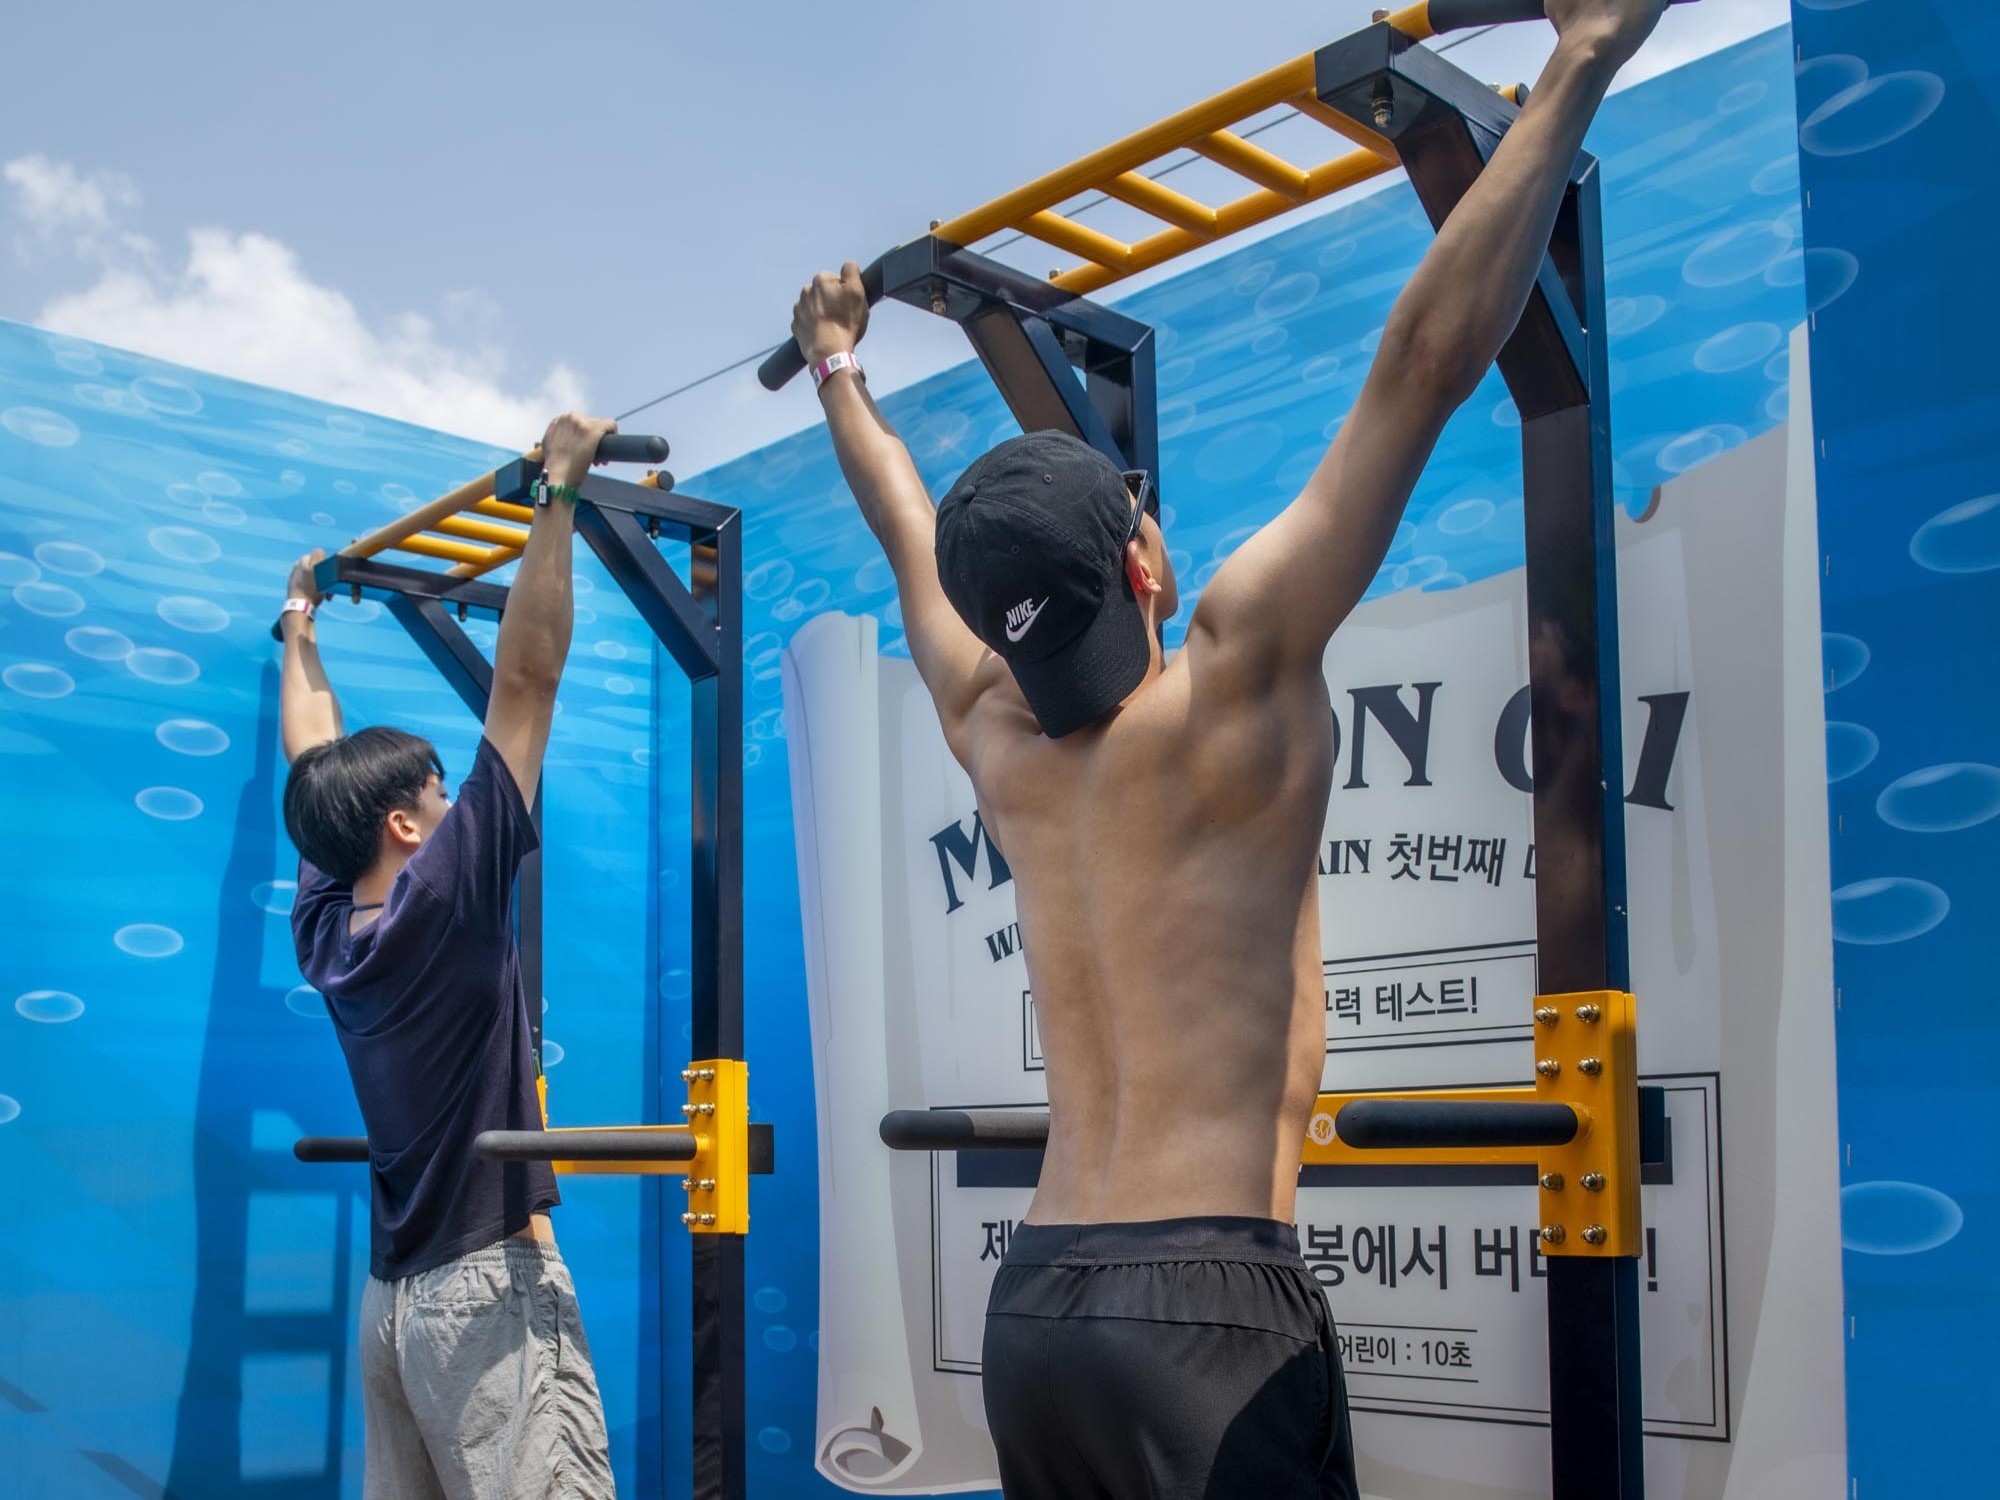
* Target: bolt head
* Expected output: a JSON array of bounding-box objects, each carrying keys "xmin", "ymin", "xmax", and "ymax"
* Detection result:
[
  {"xmin": 1576, "ymin": 1003, "xmax": 1602, "ymax": 1024},
  {"xmin": 1539, "ymin": 1173, "xmax": 1565, "ymax": 1192},
  {"xmin": 1535, "ymin": 1006, "xmax": 1559, "ymax": 1026},
  {"xmin": 1578, "ymin": 1057, "xmax": 1603, "ymax": 1076},
  {"xmin": 1540, "ymin": 1225, "xmax": 1566, "ymax": 1245},
  {"xmin": 1537, "ymin": 1059, "xmax": 1561, "ymax": 1077},
  {"xmin": 1580, "ymin": 1172, "xmax": 1606, "ymax": 1192},
  {"xmin": 680, "ymin": 1211, "xmax": 696, "ymax": 1226},
  {"xmin": 1582, "ymin": 1225, "xmax": 1607, "ymax": 1245}
]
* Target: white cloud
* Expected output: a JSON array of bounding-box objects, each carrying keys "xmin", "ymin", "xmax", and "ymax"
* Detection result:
[{"xmin": 3, "ymin": 155, "xmax": 583, "ymax": 448}]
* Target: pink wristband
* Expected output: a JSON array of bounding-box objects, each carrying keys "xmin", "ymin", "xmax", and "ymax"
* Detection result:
[{"xmin": 810, "ymin": 351, "xmax": 864, "ymax": 390}]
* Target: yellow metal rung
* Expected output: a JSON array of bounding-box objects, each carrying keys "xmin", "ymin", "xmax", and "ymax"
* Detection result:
[
  {"xmin": 436, "ymin": 514, "xmax": 531, "ymax": 548},
  {"xmin": 394, "ymin": 534, "xmax": 502, "ymax": 566},
  {"xmin": 472, "ymin": 497, "xmax": 535, "ymax": 524},
  {"xmin": 1022, "ymin": 211, "xmax": 1132, "ymax": 271},
  {"xmin": 1195, "ymin": 129, "xmax": 1311, "ymax": 200},
  {"xmin": 1105, "ymin": 172, "xmax": 1219, "ymax": 235}
]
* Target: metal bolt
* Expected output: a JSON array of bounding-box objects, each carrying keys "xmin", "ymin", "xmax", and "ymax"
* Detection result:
[
  {"xmin": 1534, "ymin": 1006, "xmax": 1559, "ymax": 1026},
  {"xmin": 681, "ymin": 1211, "xmax": 697, "ymax": 1226},
  {"xmin": 1582, "ymin": 1225, "xmax": 1607, "ymax": 1246},
  {"xmin": 697, "ymin": 1068, "xmax": 716, "ymax": 1082},
  {"xmin": 1371, "ymin": 7, "xmax": 1389, "ymax": 19},
  {"xmin": 931, "ymin": 291, "xmax": 949, "ymax": 316},
  {"xmin": 695, "ymin": 1178, "xmax": 716, "ymax": 1193},
  {"xmin": 680, "ymin": 1103, "xmax": 696, "ymax": 1117},
  {"xmin": 1575, "ymin": 1003, "xmax": 1602, "ymax": 1024},
  {"xmin": 1539, "ymin": 1173, "xmax": 1565, "ymax": 1192},
  {"xmin": 1371, "ymin": 82, "xmax": 1394, "ymax": 130},
  {"xmin": 1580, "ymin": 1173, "xmax": 1606, "ymax": 1192},
  {"xmin": 697, "ymin": 1213, "xmax": 717, "ymax": 1227},
  {"xmin": 681, "ymin": 1179, "xmax": 694, "ymax": 1194},
  {"xmin": 680, "ymin": 1068, "xmax": 696, "ymax": 1082},
  {"xmin": 929, "ymin": 219, "xmax": 942, "ymax": 230},
  {"xmin": 1540, "ymin": 1225, "xmax": 1566, "ymax": 1245},
  {"xmin": 1536, "ymin": 1059, "xmax": 1561, "ymax": 1077},
  {"xmin": 1578, "ymin": 1057, "xmax": 1603, "ymax": 1076}
]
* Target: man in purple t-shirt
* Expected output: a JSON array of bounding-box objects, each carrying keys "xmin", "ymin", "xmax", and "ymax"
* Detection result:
[{"xmin": 279, "ymin": 412, "xmax": 620, "ymax": 1500}]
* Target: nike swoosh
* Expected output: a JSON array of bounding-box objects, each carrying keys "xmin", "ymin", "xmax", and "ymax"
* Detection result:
[{"xmin": 1004, "ymin": 599, "xmax": 1048, "ymax": 643}]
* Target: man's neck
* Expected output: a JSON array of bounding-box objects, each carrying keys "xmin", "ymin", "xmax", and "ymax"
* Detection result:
[{"xmin": 352, "ymin": 852, "xmax": 411, "ymax": 910}]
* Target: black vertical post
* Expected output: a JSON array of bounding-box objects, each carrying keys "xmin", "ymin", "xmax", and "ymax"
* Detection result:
[{"xmin": 689, "ymin": 511, "xmax": 745, "ymax": 1500}]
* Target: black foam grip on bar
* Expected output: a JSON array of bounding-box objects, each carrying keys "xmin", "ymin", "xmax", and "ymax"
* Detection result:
[
  {"xmin": 294, "ymin": 1136, "xmax": 370, "ymax": 1163},
  {"xmin": 474, "ymin": 1128, "xmax": 699, "ymax": 1163},
  {"xmin": 879, "ymin": 1109, "xmax": 1051, "ymax": 1151},
  {"xmin": 1336, "ymin": 1099, "xmax": 1579, "ymax": 1150},
  {"xmin": 596, "ymin": 433, "xmax": 669, "ymax": 464},
  {"xmin": 758, "ymin": 258, "xmax": 890, "ymax": 391},
  {"xmin": 1425, "ymin": 0, "xmax": 1695, "ymax": 34}
]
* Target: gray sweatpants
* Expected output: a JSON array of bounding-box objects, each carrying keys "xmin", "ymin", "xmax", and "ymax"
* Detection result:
[{"xmin": 360, "ymin": 1238, "xmax": 616, "ymax": 1500}]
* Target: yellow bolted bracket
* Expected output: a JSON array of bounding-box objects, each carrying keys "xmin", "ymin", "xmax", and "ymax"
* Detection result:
[
  {"xmin": 1300, "ymin": 990, "xmax": 1641, "ymax": 1259},
  {"xmin": 678, "ymin": 1059, "xmax": 750, "ymax": 1235}
]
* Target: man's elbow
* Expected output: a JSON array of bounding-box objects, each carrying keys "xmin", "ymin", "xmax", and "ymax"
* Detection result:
[{"xmin": 493, "ymin": 657, "xmax": 561, "ymax": 704}]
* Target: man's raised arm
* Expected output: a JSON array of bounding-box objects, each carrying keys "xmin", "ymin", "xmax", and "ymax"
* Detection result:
[
  {"xmin": 280, "ymin": 549, "xmax": 343, "ymax": 764},
  {"xmin": 482, "ymin": 411, "xmax": 618, "ymax": 806},
  {"xmin": 793, "ymin": 265, "xmax": 995, "ymax": 739},
  {"xmin": 1193, "ymin": 0, "xmax": 1667, "ymax": 680}
]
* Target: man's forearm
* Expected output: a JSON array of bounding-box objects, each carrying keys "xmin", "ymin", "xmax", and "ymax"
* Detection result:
[
  {"xmin": 818, "ymin": 372, "xmax": 929, "ymax": 551},
  {"xmin": 280, "ymin": 614, "xmax": 343, "ymax": 762},
  {"xmin": 492, "ymin": 498, "xmax": 577, "ymax": 692},
  {"xmin": 1379, "ymin": 34, "xmax": 1621, "ymax": 398}
]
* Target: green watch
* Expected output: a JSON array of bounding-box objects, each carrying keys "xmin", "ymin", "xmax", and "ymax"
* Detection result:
[{"xmin": 532, "ymin": 476, "xmax": 580, "ymax": 508}]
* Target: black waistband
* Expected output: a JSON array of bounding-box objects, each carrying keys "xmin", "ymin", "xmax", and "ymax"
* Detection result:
[{"xmin": 1004, "ymin": 1215, "xmax": 1302, "ymax": 1267}]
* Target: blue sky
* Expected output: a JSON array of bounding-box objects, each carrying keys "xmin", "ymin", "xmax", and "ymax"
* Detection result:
[{"xmin": 0, "ymin": 0, "xmax": 1786, "ymax": 471}]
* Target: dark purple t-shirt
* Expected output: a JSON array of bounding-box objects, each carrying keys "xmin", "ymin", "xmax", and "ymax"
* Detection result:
[{"xmin": 292, "ymin": 736, "xmax": 559, "ymax": 1279}]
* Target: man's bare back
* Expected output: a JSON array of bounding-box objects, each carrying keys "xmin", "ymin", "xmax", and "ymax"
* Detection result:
[{"xmin": 961, "ymin": 632, "xmax": 1336, "ymax": 1224}]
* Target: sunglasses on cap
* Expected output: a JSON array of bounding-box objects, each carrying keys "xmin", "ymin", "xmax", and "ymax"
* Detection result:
[{"xmin": 1123, "ymin": 470, "xmax": 1159, "ymax": 543}]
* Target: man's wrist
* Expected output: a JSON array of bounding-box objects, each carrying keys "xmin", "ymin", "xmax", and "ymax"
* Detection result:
[{"xmin": 811, "ymin": 350, "xmax": 864, "ymax": 392}]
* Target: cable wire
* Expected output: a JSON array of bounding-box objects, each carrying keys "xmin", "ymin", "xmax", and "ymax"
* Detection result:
[{"xmin": 613, "ymin": 24, "xmax": 1500, "ymax": 423}]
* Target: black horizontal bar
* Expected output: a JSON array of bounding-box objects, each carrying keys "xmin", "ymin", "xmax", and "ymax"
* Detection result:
[
  {"xmin": 1336, "ymin": 1099, "xmax": 1580, "ymax": 1150},
  {"xmin": 294, "ymin": 1136, "xmax": 368, "ymax": 1163},
  {"xmin": 879, "ymin": 1109, "xmax": 1050, "ymax": 1150},
  {"xmin": 477, "ymin": 1128, "xmax": 699, "ymax": 1163},
  {"xmin": 327, "ymin": 554, "xmax": 513, "ymax": 615}
]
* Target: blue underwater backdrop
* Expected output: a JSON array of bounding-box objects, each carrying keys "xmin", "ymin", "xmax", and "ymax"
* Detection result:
[{"xmin": 4, "ymin": 19, "xmax": 1982, "ymax": 1496}]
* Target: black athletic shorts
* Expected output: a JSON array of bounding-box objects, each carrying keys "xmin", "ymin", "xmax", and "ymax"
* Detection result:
[{"xmin": 982, "ymin": 1216, "xmax": 1358, "ymax": 1500}]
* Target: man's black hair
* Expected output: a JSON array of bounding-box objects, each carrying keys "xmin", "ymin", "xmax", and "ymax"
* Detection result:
[{"xmin": 283, "ymin": 726, "xmax": 445, "ymax": 884}]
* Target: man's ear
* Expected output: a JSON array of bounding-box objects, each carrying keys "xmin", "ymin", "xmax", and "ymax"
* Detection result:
[
  {"xmin": 1123, "ymin": 538, "xmax": 1161, "ymax": 598},
  {"xmin": 384, "ymin": 807, "xmax": 423, "ymax": 849}
]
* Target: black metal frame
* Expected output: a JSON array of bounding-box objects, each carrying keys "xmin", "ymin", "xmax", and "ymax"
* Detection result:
[
  {"xmin": 314, "ymin": 463, "xmax": 750, "ymax": 1500},
  {"xmin": 862, "ymin": 22, "xmax": 1639, "ymax": 1500}
]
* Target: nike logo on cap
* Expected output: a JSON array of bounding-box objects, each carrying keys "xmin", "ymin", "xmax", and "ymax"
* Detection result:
[{"xmin": 1004, "ymin": 597, "xmax": 1048, "ymax": 643}]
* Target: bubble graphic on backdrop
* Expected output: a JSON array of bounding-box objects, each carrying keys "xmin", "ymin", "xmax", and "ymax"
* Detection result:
[
  {"xmin": 326, "ymin": 413, "xmax": 366, "ymax": 437},
  {"xmin": 48, "ymin": 336, "xmax": 103, "ymax": 375},
  {"xmin": 604, "ymin": 676, "xmax": 636, "ymax": 696},
  {"xmin": 312, "ymin": 511, "xmax": 336, "ymax": 526},
  {"xmin": 34, "ymin": 541, "xmax": 104, "ymax": 577},
  {"xmin": 1, "ymin": 407, "xmax": 80, "ymax": 446},
  {"xmin": 157, "ymin": 596, "xmax": 231, "ymax": 634},
  {"xmin": 757, "ymin": 1428, "xmax": 792, "ymax": 1456},
  {"xmin": 251, "ymin": 880, "xmax": 298, "ymax": 915},
  {"xmin": 0, "ymin": 552, "xmax": 37, "ymax": 587},
  {"xmin": 132, "ymin": 377, "xmax": 203, "ymax": 416},
  {"xmin": 763, "ymin": 1326, "xmax": 798, "ymax": 1352},
  {"xmin": 659, "ymin": 967, "xmax": 692, "ymax": 1002},
  {"xmin": 157, "ymin": 718, "xmax": 230, "ymax": 756},
  {"xmin": 115, "ymin": 924, "xmax": 185, "ymax": 958},
  {"xmin": 754, "ymin": 1286, "xmax": 789, "ymax": 1315},
  {"xmin": 284, "ymin": 985, "xmax": 328, "ymax": 1019},
  {"xmin": 319, "ymin": 597, "xmax": 381, "ymax": 625},
  {"xmin": 593, "ymin": 641, "xmax": 627, "ymax": 661},
  {"xmin": 1254, "ymin": 272, "xmax": 1318, "ymax": 321},
  {"xmin": 1841, "ymin": 1181, "xmax": 1964, "ymax": 1256},
  {"xmin": 1764, "ymin": 385, "xmax": 1791, "ymax": 424},
  {"xmin": 1251, "ymin": 326, "xmax": 1288, "ymax": 356},
  {"xmin": 16, "ymin": 990, "xmax": 84, "ymax": 1023},
  {"xmin": 276, "ymin": 437, "xmax": 311, "ymax": 457},
  {"xmin": 1830, "ymin": 877, "xmax": 1948, "ymax": 945},
  {"xmin": 1821, "ymin": 633, "xmax": 1869, "ymax": 691},
  {"xmin": 4, "ymin": 663, "xmax": 75, "ymax": 699},
  {"xmin": 67, "ymin": 625, "xmax": 134, "ymax": 661},
  {"xmin": 165, "ymin": 482, "xmax": 207, "ymax": 507},
  {"xmin": 1682, "ymin": 221, "xmax": 1794, "ymax": 288},
  {"xmin": 1656, "ymin": 425, "xmax": 1745, "ymax": 475},
  {"xmin": 1824, "ymin": 722, "xmax": 1879, "ymax": 782},
  {"xmin": 1233, "ymin": 260, "xmax": 1276, "ymax": 296},
  {"xmin": 332, "ymin": 480, "xmax": 356, "ymax": 495},
  {"xmin": 14, "ymin": 582, "xmax": 85, "ymax": 618},
  {"xmin": 1801, "ymin": 72, "xmax": 1946, "ymax": 158},
  {"xmin": 202, "ymin": 500, "xmax": 246, "ymax": 527},
  {"xmin": 148, "ymin": 526, "xmax": 221, "ymax": 565},
  {"xmin": 790, "ymin": 579, "xmax": 831, "ymax": 613},
  {"xmin": 1436, "ymin": 499, "xmax": 1494, "ymax": 535},
  {"xmin": 1194, "ymin": 422, "xmax": 1285, "ymax": 485},
  {"xmin": 543, "ymin": 1041, "xmax": 566, "ymax": 1068},
  {"xmin": 1749, "ymin": 156, "xmax": 1797, "ymax": 197},
  {"xmin": 1717, "ymin": 81, "xmax": 1766, "ymax": 115},
  {"xmin": 1793, "ymin": 53, "xmax": 1868, "ymax": 119},
  {"xmin": 1876, "ymin": 763, "xmax": 2000, "ymax": 833},
  {"xmin": 1793, "ymin": 248, "xmax": 1860, "ymax": 314},
  {"xmin": 0, "ymin": 1096, "xmax": 17, "ymax": 1125},
  {"xmin": 1764, "ymin": 348, "xmax": 1790, "ymax": 383},
  {"xmin": 192, "ymin": 469, "xmax": 241, "ymax": 497},
  {"xmin": 1606, "ymin": 295, "xmax": 1667, "ymax": 335},
  {"xmin": 1910, "ymin": 493, "xmax": 2000, "ymax": 574},
  {"xmin": 1693, "ymin": 323, "xmax": 1783, "ymax": 374},
  {"xmin": 280, "ymin": 469, "xmax": 305, "ymax": 487},
  {"xmin": 745, "ymin": 559, "xmax": 794, "ymax": 601},
  {"xmin": 136, "ymin": 787, "xmax": 204, "ymax": 821},
  {"xmin": 127, "ymin": 648, "xmax": 200, "ymax": 686}
]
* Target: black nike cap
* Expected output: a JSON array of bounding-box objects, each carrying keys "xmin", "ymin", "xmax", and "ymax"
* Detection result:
[{"xmin": 935, "ymin": 430, "xmax": 1149, "ymax": 738}]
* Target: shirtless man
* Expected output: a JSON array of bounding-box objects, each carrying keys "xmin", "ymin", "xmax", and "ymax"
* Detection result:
[{"xmin": 790, "ymin": 2, "xmax": 1667, "ymax": 1493}]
